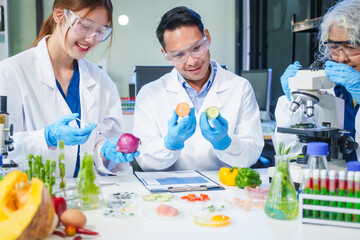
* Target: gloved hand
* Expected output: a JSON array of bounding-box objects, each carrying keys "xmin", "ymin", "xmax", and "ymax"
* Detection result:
[
  {"xmin": 45, "ymin": 113, "xmax": 97, "ymax": 147},
  {"xmin": 101, "ymin": 138, "xmax": 140, "ymax": 163},
  {"xmin": 280, "ymin": 61, "xmax": 302, "ymax": 101},
  {"xmin": 325, "ymin": 60, "xmax": 360, "ymax": 103},
  {"xmin": 164, "ymin": 107, "xmax": 196, "ymax": 150},
  {"xmin": 199, "ymin": 112, "xmax": 231, "ymax": 150}
]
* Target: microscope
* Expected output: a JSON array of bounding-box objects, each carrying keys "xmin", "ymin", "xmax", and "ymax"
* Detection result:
[
  {"xmin": 0, "ymin": 96, "xmax": 14, "ymax": 160},
  {"xmin": 269, "ymin": 62, "xmax": 358, "ymax": 188}
]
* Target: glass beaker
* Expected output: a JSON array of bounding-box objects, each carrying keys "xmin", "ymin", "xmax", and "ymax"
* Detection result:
[
  {"xmin": 75, "ymin": 152, "xmax": 103, "ymax": 210},
  {"xmin": 265, "ymin": 155, "xmax": 298, "ymax": 220}
]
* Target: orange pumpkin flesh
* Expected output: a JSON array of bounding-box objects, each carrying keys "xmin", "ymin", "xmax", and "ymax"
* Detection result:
[{"xmin": 0, "ymin": 170, "xmax": 56, "ymax": 240}]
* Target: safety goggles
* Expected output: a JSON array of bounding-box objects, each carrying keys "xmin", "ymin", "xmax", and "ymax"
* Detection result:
[
  {"xmin": 63, "ymin": 9, "xmax": 112, "ymax": 42},
  {"xmin": 324, "ymin": 40, "xmax": 360, "ymax": 57},
  {"xmin": 163, "ymin": 36, "xmax": 209, "ymax": 65}
]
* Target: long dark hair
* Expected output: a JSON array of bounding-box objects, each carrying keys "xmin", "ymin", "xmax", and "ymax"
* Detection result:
[{"xmin": 32, "ymin": 0, "xmax": 113, "ymax": 47}]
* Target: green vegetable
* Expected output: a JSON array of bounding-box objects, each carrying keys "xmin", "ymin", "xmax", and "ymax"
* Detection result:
[
  {"xmin": 142, "ymin": 193, "xmax": 174, "ymax": 202},
  {"xmin": 25, "ymin": 154, "xmax": 56, "ymax": 195},
  {"xmin": 76, "ymin": 153, "xmax": 101, "ymax": 209},
  {"xmin": 278, "ymin": 142, "xmax": 291, "ymax": 156},
  {"xmin": 205, "ymin": 106, "xmax": 219, "ymax": 119},
  {"xmin": 235, "ymin": 168, "xmax": 262, "ymax": 189},
  {"xmin": 58, "ymin": 140, "xmax": 66, "ymax": 197}
]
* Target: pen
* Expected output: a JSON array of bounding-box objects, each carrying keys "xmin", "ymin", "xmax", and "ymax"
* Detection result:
[{"xmin": 75, "ymin": 118, "xmax": 116, "ymax": 145}]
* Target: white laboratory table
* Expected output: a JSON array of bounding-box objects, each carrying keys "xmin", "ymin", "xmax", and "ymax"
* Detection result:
[{"xmin": 48, "ymin": 169, "xmax": 359, "ymax": 240}]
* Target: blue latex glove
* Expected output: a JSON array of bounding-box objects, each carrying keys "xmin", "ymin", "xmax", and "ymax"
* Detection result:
[
  {"xmin": 325, "ymin": 60, "xmax": 360, "ymax": 103},
  {"xmin": 101, "ymin": 137, "xmax": 140, "ymax": 163},
  {"xmin": 199, "ymin": 112, "xmax": 231, "ymax": 150},
  {"xmin": 164, "ymin": 107, "xmax": 196, "ymax": 150},
  {"xmin": 280, "ymin": 61, "xmax": 302, "ymax": 101},
  {"xmin": 45, "ymin": 113, "xmax": 97, "ymax": 147}
]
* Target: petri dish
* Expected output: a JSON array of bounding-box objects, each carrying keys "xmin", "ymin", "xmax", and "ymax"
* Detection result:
[{"xmin": 194, "ymin": 213, "xmax": 231, "ymax": 227}]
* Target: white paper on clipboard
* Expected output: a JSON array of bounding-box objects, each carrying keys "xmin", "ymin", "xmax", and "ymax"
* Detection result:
[{"xmin": 134, "ymin": 170, "xmax": 224, "ymax": 192}]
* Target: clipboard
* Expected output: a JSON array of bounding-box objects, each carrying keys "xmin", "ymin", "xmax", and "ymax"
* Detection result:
[{"xmin": 134, "ymin": 170, "xmax": 225, "ymax": 192}]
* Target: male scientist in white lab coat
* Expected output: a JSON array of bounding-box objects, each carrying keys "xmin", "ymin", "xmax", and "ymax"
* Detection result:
[{"xmin": 133, "ymin": 6, "xmax": 264, "ymax": 171}]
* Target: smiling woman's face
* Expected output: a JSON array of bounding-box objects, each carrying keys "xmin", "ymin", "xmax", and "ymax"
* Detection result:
[{"xmin": 60, "ymin": 7, "xmax": 109, "ymax": 60}]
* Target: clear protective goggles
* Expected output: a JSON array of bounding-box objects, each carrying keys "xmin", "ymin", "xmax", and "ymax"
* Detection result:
[
  {"xmin": 163, "ymin": 36, "xmax": 210, "ymax": 65},
  {"xmin": 324, "ymin": 40, "xmax": 360, "ymax": 57},
  {"xmin": 63, "ymin": 9, "xmax": 112, "ymax": 42}
]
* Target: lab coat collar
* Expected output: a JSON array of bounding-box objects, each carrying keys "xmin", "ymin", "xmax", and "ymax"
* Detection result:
[
  {"xmin": 35, "ymin": 36, "xmax": 72, "ymax": 118},
  {"xmin": 35, "ymin": 36, "xmax": 96, "ymax": 123},
  {"xmin": 78, "ymin": 59, "xmax": 96, "ymax": 122},
  {"xmin": 36, "ymin": 36, "xmax": 56, "ymax": 89}
]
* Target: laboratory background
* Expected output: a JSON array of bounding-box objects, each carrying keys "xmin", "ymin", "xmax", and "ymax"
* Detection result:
[
  {"xmin": 1, "ymin": 0, "xmax": 360, "ymax": 239},
  {"xmin": 1, "ymin": 0, "xmax": 335, "ymax": 109}
]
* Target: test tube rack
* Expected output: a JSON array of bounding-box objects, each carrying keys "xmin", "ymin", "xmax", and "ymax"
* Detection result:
[{"xmin": 299, "ymin": 193, "xmax": 360, "ymax": 228}]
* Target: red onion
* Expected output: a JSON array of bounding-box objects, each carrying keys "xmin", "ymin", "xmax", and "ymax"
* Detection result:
[{"xmin": 116, "ymin": 133, "xmax": 141, "ymax": 153}]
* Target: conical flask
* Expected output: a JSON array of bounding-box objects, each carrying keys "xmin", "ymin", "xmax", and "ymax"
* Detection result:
[
  {"xmin": 265, "ymin": 155, "xmax": 298, "ymax": 220},
  {"xmin": 76, "ymin": 152, "xmax": 103, "ymax": 210}
]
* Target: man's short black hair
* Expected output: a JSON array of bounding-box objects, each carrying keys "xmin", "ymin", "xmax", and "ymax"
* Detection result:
[{"xmin": 156, "ymin": 6, "xmax": 204, "ymax": 49}]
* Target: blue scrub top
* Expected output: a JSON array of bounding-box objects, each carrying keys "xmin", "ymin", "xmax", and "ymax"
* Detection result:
[{"xmin": 56, "ymin": 60, "xmax": 81, "ymax": 177}]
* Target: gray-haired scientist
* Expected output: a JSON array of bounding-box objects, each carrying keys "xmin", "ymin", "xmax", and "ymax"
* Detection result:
[
  {"xmin": 275, "ymin": 0, "xmax": 360, "ymax": 162},
  {"xmin": 133, "ymin": 6, "xmax": 264, "ymax": 171}
]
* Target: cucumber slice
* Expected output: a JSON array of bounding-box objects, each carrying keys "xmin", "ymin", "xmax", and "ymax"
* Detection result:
[
  {"xmin": 143, "ymin": 194, "xmax": 160, "ymax": 201},
  {"xmin": 156, "ymin": 197, "xmax": 170, "ymax": 202},
  {"xmin": 162, "ymin": 194, "xmax": 174, "ymax": 199},
  {"xmin": 143, "ymin": 193, "xmax": 174, "ymax": 202},
  {"xmin": 206, "ymin": 106, "xmax": 219, "ymax": 119}
]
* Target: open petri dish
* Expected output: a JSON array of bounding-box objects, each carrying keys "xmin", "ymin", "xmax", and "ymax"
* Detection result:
[{"xmin": 194, "ymin": 213, "xmax": 231, "ymax": 227}]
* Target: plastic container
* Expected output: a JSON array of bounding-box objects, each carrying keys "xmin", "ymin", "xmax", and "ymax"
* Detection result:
[
  {"xmin": 264, "ymin": 155, "xmax": 298, "ymax": 220},
  {"xmin": 306, "ymin": 142, "xmax": 329, "ymax": 172},
  {"xmin": 347, "ymin": 161, "xmax": 360, "ymax": 172}
]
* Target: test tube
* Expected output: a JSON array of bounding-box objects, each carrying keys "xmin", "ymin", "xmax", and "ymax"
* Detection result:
[
  {"xmin": 320, "ymin": 169, "xmax": 328, "ymax": 219},
  {"xmin": 329, "ymin": 170, "xmax": 337, "ymax": 220},
  {"xmin": 337, "ymin": 171, "xmax": 346, "ymax": 221},
  {"xmin": 303, "ymin": 169, "xmax": 312, "ymax": 218},
  {"xmin": 312, "ymin": 169, "xmax": 320, "ymax": 219},
  {"xmin": 345, "ymin": 171, "xmax": 354, "ymax": 222},
  {"xmin": 354, "ymin": 172, "xmax": 360, "ymax": 223}
]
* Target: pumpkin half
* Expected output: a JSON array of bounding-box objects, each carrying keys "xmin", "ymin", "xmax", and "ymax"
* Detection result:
[{"xmin": 0, "ymin": 170, "xmax": 56, "ymax": 240}]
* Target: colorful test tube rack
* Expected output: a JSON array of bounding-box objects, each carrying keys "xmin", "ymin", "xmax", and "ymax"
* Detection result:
[
  {"xmin": 299, "ymin": 193, "xmax": 360, "ymax": 228},
  {"xmin": 299, "ymin": 170, "xmax": 360, "ymax": 229}
]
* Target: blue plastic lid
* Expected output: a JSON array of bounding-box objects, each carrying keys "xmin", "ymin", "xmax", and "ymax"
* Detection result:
[
  {"xmin": 347, "ymin": 161, "xmax": 360, "ymax": 172},
  {"xmin": 0, "ymin": 154, "xmax": 2, "ymax": 166},
  {"xmin": 306, "ymin": 142, "xmax": 329, "ymax": 155}
]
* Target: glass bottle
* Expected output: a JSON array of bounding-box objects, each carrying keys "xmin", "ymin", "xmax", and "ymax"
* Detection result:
[
  {"xmin": 76, "ymin": 152, "xmax": 103, "ymax": 210},
  {"xmin": 265, "ymin": 155, "xmax": 298, "ymax": 220},
  {"xmin": 306, "ymin": 142, "xmax": 329, "ymax": 172}
]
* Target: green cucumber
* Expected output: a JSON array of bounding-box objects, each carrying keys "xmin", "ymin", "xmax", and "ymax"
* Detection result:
[
  {"xmin": 143, "ymin": 193, "xmax": 174, "ymax": 202},
  {"xmin": 206, "ymin": 106, "xmax": 219, "ymax": 119}
]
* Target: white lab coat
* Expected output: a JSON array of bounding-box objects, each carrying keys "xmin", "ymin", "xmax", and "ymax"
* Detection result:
[
  {"xmin": 274, "ymin": 94, "xmax": 360, "ymax": 160},
  {"xmin": 0, "ymin": 37, "xmax": 130, "ymax": 177},
  {"xmin": 133, "ymin": 61, "xmax": 264, "ymax": 171}
]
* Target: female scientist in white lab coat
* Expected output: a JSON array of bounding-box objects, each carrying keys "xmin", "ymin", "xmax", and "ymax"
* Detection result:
[
  {"xmin": 275, "ymin": 0, "xmax": 360, "ymax": 162},
  {"xmin": 133, "ymin": 6, "xmax": 264, "ymax": 171},
  {"xmin": 0, "ymin": 0, "xmax": 138, "ymax": 177}
]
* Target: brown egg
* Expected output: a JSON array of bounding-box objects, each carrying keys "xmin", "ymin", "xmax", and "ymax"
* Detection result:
[{"xmin": 60, "ymin": 209, "xmax": 87, "ymax": 228}]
